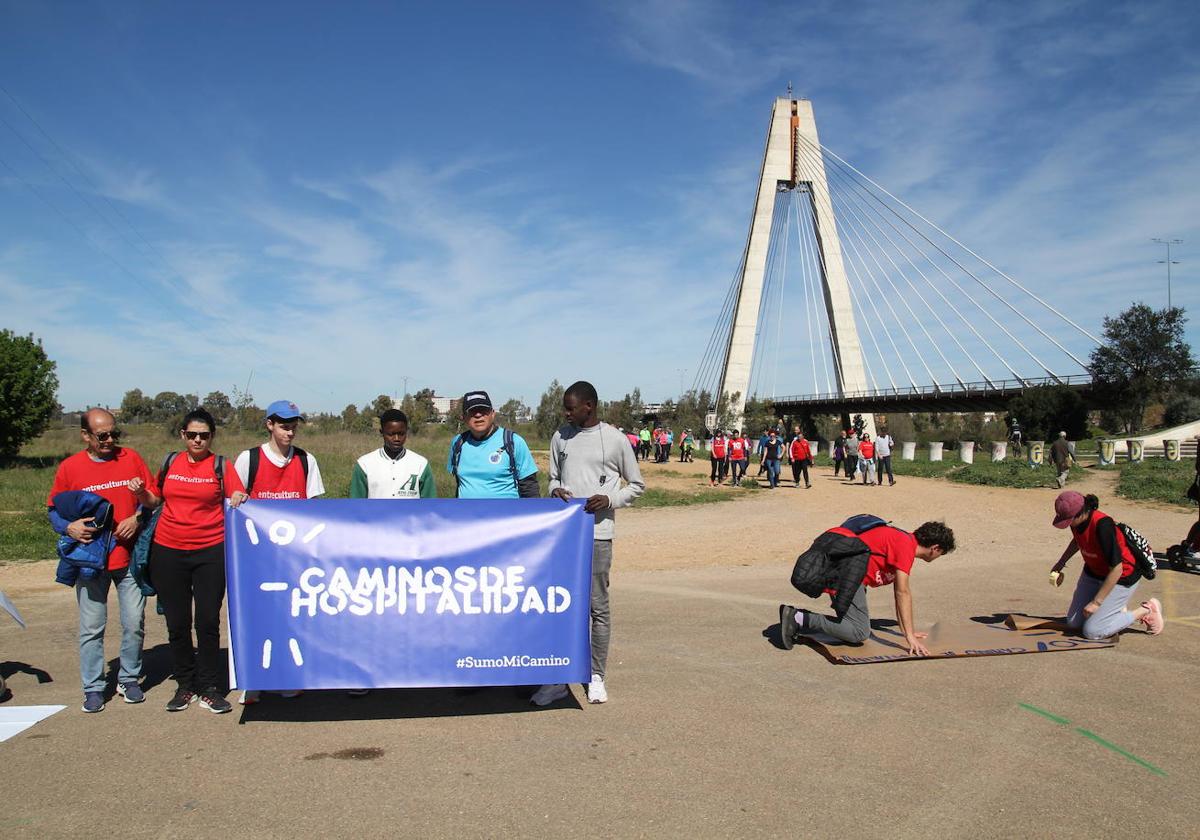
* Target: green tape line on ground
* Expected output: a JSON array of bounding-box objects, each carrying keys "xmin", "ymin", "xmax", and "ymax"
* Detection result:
[
  {"xmin": 1074, "ymin": 728, "xmax": 1168, "ymax": 777},
  {"xmin": 1017, "ymin": 702, "xmax": 1070, "ymax": 725}
]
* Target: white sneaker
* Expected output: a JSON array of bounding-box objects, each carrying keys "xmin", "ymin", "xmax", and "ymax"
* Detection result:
[
  {"xmin": 530, "ymin": 683, "xmax": 569, "ymax": 707},
  {"xmin": 238, "ymin": 690, "xmax": 260, "ymax": 706},
  {"xmin": 587, "ymin": 674, "xmax": 608, "ymax": 704}
]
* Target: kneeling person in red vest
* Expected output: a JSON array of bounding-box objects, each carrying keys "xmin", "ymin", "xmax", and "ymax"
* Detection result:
[{"xmin": 780, "ymin": 517, "xmax": 956, "ymax": 657}]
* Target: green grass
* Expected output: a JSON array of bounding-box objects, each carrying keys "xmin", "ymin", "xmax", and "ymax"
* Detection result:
[
  {"xmin": 1114, "ymin": 459, "xmax": 1195, "ymax": 508},
  {"xmin": 949, "ymin": 461, "xmax": 1086, "ymax": 489},
  {"xmin": 636, "ymin": 487, "xmax": 742, "ymax": 507}
]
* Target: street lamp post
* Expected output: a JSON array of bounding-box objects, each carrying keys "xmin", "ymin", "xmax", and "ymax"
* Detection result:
[{"xmin": 1151, "ymin": 238, "xmax": 1182, "ymax": 309}]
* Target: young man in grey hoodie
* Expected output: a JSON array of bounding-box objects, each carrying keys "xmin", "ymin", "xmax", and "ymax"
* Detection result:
[{"xmin": 532, "ymin": 380, "xmax": 645, "ymax": 707}]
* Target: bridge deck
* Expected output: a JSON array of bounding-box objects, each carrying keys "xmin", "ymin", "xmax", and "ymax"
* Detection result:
[{"xmin": 770, "ymin": 375, "xmax": 1094, "ymax": 415}]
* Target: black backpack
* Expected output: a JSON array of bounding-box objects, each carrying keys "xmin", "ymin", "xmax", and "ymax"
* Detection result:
[
  {"xmin": 246, "ymin": 446, "xmax": 309, "ymax": 495},
  {"xmin": 1118, "ymin": 522, "xmax": 1157, "ymax": 580},
  {"xmin": 450, "ymin": 429, "xmax": 517, "ymax": 497}
]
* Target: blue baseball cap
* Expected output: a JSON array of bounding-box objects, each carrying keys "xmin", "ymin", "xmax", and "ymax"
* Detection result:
[{"xmin": 265, "ymin": 400, "xmax": 304, "ymax": 421}]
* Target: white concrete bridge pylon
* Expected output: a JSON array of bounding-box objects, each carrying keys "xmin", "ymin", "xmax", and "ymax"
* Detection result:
[{"xmin": 717, "ymin": 98, "xmax": 875, "ymax": 436}]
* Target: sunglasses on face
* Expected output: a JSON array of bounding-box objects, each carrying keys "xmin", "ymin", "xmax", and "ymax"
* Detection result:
[
  {"xmin": 184, "ymin": 431, "xmax": 212, "ymax": 441},
  {"xmin": 89, "ymin": 430, "xmax": 121, "ymax": 442}
]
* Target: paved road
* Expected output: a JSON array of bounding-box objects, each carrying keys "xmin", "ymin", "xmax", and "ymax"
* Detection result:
[{"xmin": 1, "ymin": 472, "xmax": 1197, "ymax": 838}]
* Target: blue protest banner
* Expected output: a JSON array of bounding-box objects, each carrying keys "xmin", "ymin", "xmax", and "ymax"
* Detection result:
[{"xmin": 225, "ymin": 499, "xmax": 593, "ymax": 690}]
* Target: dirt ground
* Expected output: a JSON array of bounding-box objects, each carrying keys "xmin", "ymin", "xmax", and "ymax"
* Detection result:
[{"xmin": 1, "ymin": 459, "xmax": 1197, "ymax": 838}]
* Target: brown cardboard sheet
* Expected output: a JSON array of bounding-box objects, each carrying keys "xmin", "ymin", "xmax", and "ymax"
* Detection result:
[{"xmin": 801, "ymin": 614, "xmax": 1118, "ymax": 664}]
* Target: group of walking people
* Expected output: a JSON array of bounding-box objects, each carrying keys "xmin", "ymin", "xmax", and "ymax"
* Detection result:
[
  {"xmin": 831, "ymin": 428, "xmax": 896, "ymax": 486},
  {"xmin": 48, "ymin": 382, "xmax": 645, "ymax": 715}
]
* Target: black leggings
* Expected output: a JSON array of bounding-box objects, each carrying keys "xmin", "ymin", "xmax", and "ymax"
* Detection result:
[
  {"xmin": 149, "ymin": 541, "xmax": 227, "ymax": 691},
  {"xmin": 791, "ymin": 460, "xmax": 810, "ymax": 485},
  {"xmin": 710, "ymin": 457, "xmax": 728, "ymax": 483}
]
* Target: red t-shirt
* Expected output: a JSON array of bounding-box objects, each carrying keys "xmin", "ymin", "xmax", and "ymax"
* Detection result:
[
  {"xmin": 729, "ymin": 439, "xmax": 746, "ymax": 460},
  {"xmin": 154, "ymin": 454, "xmax": 246, "ymax": 550},
  {"xmin": 828, "ymin": 525, "xmax": 917, "ymax": 589},
  {"xmin": 711, "ymin": 438, "xmax": 727, "ymax": 459},
  {"xmin": 860, "ymin": 440, "xmax": 875, "ymax": 459},
  {"xmin": 248, "ymin": 452, "xmax": 309, "ymax": 499},
  {"xmin": 47, "ymin": 448, "xmax": 156, "ymax": 571}
]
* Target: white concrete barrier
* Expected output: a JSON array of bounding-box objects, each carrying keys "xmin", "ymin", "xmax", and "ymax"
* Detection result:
[
  {"xmin": 991, "ymin": 441, "xmax": 1007, "ymax": 461},
  {"xmin": 929, "ymin": 442, "xmax": 944, "ymax": 461},
  {"xmin": 1126, "ymin": 440, "xmax": 1144, "ymax": 462},
  {"xmin": 1164, "ymin": 439, "xmax": 1180, "ymax": 461},
  {"xmin": 960, "ymin": 441, "xmax": 975, "ymax": 463},
  {"xmin": 1028, "ymin": 440, "xmax": 1044, "ymax": 466},
  {"xmin": 901, "ymin": 441, "xmax": 916, "ymax": 461},
  {"xmin": 1098, "ymin": 440, "xmax": 1116, "ymax": 466}
]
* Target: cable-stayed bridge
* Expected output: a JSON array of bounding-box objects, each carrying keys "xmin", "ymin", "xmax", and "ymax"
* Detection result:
[{"xmin": 692, "ymin": 98, "xmax": 1099, "ymax": 432}]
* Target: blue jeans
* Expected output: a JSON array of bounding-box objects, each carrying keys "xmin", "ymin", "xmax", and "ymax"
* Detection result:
[
  {"xmin": 76, "ymin": 568, "xmax": 146, "ymax": 692},
  {"xmin": 765, "ymin": 459, "xmax": 781, "ymax": 487}
]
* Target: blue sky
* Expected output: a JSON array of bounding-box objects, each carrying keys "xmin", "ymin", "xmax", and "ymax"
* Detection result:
[{"xmin": 2, "ymin": 1, "xmax": 1197, "ymax": 412}]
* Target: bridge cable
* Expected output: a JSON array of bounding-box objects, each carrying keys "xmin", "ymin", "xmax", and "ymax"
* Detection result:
[
  {"xmin": 799, "ymin": 135, "xmax": 1045, "ymax": 383},
  {"xmin": 823, "ymin": 163, "xmax": 992, "ymax": 386},
  {"xmin": 817, "ymin": 155, "xmax": 1019, "ymax": 385},
  {"xmin": 832, "ymin": 218, "xmax": 903, "ymax": 390},
  {"xmin": 770, "ymin": 189, "xmax": 793, "ymax": 399},
  {"xmin": 827, "ymin": 175, "xmax": 942, "ymax": 387},
  {"xmin": 793, "ymin": 177, "xmax": 870, "ymax": 393},
  {"xmin": 800, "ymin": 134, "xmax": 1090, "ymax": 376},
  {"xmin": 809, "ymin": 147, "xmax": 968, "ymax": 388},
  {"xmin": 801, "ymin": 193, "xmax": 840, "ymax": 393},
  {"xmin": 748, "ymin": 190, "xmax": 789, "ymax": 398},
  {"xmin": 821, "ymin": 167, "xmax": 921, "ymax": 388},
  {"xmin": 693, "ymin": 252, "xmax": 745, "ymax": 399},
  {"xmin": 791, "ymin": 192, "xmax": 823, "ymax": 394},
  {"xmin": 813, "ymin": 138, "xmax": 1102, "ymax": 346}
]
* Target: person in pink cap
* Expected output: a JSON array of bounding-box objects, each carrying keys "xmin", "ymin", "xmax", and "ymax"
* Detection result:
[{"xmin": 1049, "ymin": 491, "xmax": 1163, "ymax": 638}]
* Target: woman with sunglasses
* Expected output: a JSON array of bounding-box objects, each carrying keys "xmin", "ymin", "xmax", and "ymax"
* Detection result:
[{"xmin": 149, "ymin": 408, "xmax": 249, "ymax": 713}]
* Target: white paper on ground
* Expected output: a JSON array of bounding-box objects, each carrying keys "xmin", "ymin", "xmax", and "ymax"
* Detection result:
[
  {"xmin": 0, "ymin": 589, "xmax": 26, "ymax": 628},
  {"xmin": 0, "ymin": 705, "xmax": 67, "ymax": 742}
]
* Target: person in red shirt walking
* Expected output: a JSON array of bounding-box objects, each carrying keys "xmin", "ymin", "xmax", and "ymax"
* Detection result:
[
  {"xmin": 47, "ymin": 408, "xmax": 158, "ymax": 713},
  {"xmin": 857, "ymin": 433, "xmax": 877, "ymax": 485},
  {"xmin": 728, "ymin": 429, "xmax": 749, "ymax": 486},
  {"xmin": 780, "ymin": 519, "xmax": 956, "ymax": 656},
  {"xmin": 709, "ymin": 430, "xmax": 729, "ymax": 486},
  {"xmin": 150, "ymin": 408, "xmax": 249, "ymax": 714},
  {"xmin": 1048, "ymin": 492, "xmax": 1163, "ymax": 638},
  {"xmin": 788, "ymin": 429, "xmax": 812, "ymax": 488}
]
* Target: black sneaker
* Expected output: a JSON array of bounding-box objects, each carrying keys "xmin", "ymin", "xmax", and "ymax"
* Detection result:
[
  {"xmin": 779, "ymin": 604, "xmax": 798, "ymax": 650},
  {"xmin": 166, "ymin": 688, "xmax": 195, "ymax": 712},
  {"xmin": 198, "ymin": 688, "xmax": 232, "ymax": 714}
]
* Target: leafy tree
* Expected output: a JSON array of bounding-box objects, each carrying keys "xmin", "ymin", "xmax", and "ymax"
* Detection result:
[
  {"xmin": 369, "ymin": 394, "xmax": 394, "ymax": 419},
  {"xmin": 119, "ymin": 388, "xmax": 153, "ymax": 424},
  {"xmin": 1163, "ymin": 392, "xmax": 1200, "ymax": 428},
  {"xmin": 497, "ymin": 398, "xmax": 530, "ymax": 427},
  {"xmin": 740, "ymin": 396, "xmax": 775, "ymax": 437},
  {"xmin": 341, "ymin": 403, "xmax": 360, "ymax": 430},
  {"xmin": 535, "ymin": 379, "xmax": 565, "ymax": 439},
  {"xmin": 401, "ymin": 387, "xmax": 438, "ymax": 431},
  {"xmin": 0, "ymin": 330, "xmax": 59, "ymax": 458},
  {"xmin": 202, "ymin": 391, "xmax": 233, "ymax": 425},
  {"xmin": 1089, "ymin": 303, "xmax": 1197, "ymax": 434},
  {"xmin": 1006, "ymin": 385, "xmax": 1089, "ymax": 442}
]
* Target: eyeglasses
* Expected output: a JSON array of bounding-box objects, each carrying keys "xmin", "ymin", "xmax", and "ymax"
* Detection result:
[
  {"xmin": 467, "ymin": 408, "xmax": 491, "ymax": 418},
  {"xmin": 184, "ymin": 431, "xmax": 212, "ymax": 441},
  {"xmin": 89, "ymin": 430, "xmax": 122, "ymax": 442}
]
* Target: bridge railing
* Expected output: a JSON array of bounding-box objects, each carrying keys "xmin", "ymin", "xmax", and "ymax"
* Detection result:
[{"xmin": 771, "ymin": 374, "xmax": 1093, "ymax": 404}]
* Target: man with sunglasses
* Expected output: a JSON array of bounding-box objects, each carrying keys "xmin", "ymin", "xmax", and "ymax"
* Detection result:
[{"xmin": 47, "ymin": 408, "xmax": 158, "ymax": 713}]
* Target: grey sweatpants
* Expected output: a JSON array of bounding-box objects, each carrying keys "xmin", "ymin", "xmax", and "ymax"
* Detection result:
[
  {"xmin": 1066, "ymin": 572, "xmax": 1139, "ymax": 639},
  {"xmin": 590, "ymin": 539, "xmax": 613, "ymax": 677},
  {"xmin": 800, "ymin": 585, "xmax": 870, "ymax": 644}
]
